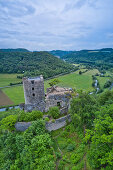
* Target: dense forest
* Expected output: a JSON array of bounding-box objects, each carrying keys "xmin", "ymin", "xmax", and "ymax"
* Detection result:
[
  {"xmin": 60, "ymin": 48, "xmax": 113, "ymax": 71},
  {"xmin": 0, "ymin": 51, "xmax": 77, "ymax": 78},
  {"xmin": 0, "ymin": 90, "xmax": 113, "ymax": 169},
  {"xmin": 0, "ymin": 48, "xmax": 29, "ymax": 52}
]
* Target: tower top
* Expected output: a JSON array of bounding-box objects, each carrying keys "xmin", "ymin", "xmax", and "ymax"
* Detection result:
[{"xmin": 23, "ymin": 75, "xmax": 43, "ymax": 81}]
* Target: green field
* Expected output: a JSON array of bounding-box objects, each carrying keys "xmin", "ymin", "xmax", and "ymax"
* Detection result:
[
  {"xmin": 2, "ymin": 86, "xmax": 24, "ymax": 105},
  {"xmin": 97, "ymin": 76, "xmax": 110, "ymax": 89},
  {"xmin": 0, "ymin": 74, "xmax": 22, "ymax": 87},
  {"xmin": 1, "ymin": 69, "xmax": 96, "ymax": 105},
  {"xmin": 1, "ymin": 69, "xmax": 110, "ymax": 106}
]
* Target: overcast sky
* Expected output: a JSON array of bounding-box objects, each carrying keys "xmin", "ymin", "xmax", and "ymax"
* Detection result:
[{"xmin": 0, "ymin": 0, "xmax": 113, "ymax": 51}]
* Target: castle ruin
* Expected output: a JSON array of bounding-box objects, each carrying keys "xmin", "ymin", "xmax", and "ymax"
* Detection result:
[{"xmin": 22, "ymin": 75, "xmax": 72, "ymax": 113}]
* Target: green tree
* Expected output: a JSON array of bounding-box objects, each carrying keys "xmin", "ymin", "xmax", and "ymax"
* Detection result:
[
  {"xmin": 49, "ymin": 107, "xmax": 60, "ymax": 119},
  {"xmin": 49, "ymin": 78, "xmax": 60, "ymax": 87},
  {"xmin": 70, "ymin": 92, "xmax": 98, "ymax": 130},
  {"xmin": 0, "ymin": 115, "xmax": 17, "ymax": 131},
  {"xmin": 85, "ymin": 105, "xmax": 113, "ymax": 169}
]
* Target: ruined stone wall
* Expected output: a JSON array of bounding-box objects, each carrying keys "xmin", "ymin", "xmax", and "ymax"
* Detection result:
[
  {"xmin": 45, "ymin": 93, "xmax": 71, "ymax": 112},
  {"xmin": 15, "ymin": 114, "xmax": 71, "ymax": 132}
]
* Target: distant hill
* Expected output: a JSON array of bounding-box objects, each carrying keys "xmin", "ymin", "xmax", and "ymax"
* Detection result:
[
  {"xmin": 60, "ymin": 48, "xmax": 113, "ymax": 70},
  {"xmin": 0, "ymin": 51, "xmax": 77, "ymax": 78},
  {"xmin": 0, "ymin": 48, "xmax": 29, "ymax": 52},
  {"xmin": 49, "ymin": 50, "xmax": 73, "ymax": 58}
]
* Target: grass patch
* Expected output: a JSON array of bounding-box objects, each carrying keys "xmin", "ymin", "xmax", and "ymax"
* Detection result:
[
  {"xmin": 84, "ymin": 69, "xmax": 100, "ymax": 75},
  {"xmin": 0, "ymin": 74, "xmax": 23, "ymax": 87},
  {"xmin": 2, "ymin": 86, "xmax": 24, "ymax": 105},
  {"xmin": 97, "ymin": 77, "xmax": 110, "ymax": 89},
  {"xmin": 45, "ymin": 71, "xmax": 94, "ymax": 92}
]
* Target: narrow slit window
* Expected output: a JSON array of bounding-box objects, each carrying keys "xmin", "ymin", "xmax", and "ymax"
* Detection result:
[
  {"xmin": 57, "ymin": 102, "xmax": 61, "ymax": 107},
  {"xmin": 31, "ymin": 80, "xmax": 34, "ymax": 84},
  {"xmin": 32, "ymin": 87, "xmax": 34, "ymax": 90},
  {"xmin": 33, "ymin": 93, "xmax": 35, "ymax": 97}
]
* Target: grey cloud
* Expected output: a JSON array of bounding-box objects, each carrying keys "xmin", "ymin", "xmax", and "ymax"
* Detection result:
[
  {"xmin": 0, "ymin": 0, "xmax": 113, "ymax": 50},
  {"xmin": 0, "ymin": 0, "xmax": 35, "ymax": 17}
]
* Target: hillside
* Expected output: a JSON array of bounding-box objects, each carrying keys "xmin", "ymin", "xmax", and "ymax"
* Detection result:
[
  {"xmin": 0, "ymin": 48, "xmax": 29, "ymax": 52},
  {"xmin": 49, "ymin": 50, "xmax": 73, "ymax": 58},
  {"xmin": 61, "ymin": 48, "xmax": 113, "ymax": 71},
  {"xmin": 0, "ymin": 51, "xmax": 76, "ymax": 78}
]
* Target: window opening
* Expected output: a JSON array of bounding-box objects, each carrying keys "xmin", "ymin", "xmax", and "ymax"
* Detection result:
[{"xmin": 31, "ymin": 80, "xmax": 34, "ymax": 84}]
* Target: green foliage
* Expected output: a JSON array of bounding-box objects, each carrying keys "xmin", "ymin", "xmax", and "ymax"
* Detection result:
[
  {"xmin": 70, "ymin": 144, "xmax": 85, "ymax": 164},
  {"xmin": 104, "ymin": 80, "xmax": 112, "ymax": 88},
  {"xmin": 70, "ymin": 91, "xmax": 98, "ymax": 129},
  {"xmin": 18, "ymin": 110, "xmax": 43, "ymax": 122},
  {"xmin": 0, "ymin": 51, "xmax": 75, "ymax": 78},
  {"xmin": 49, "ymin": 78, "xmax": 60, "ymax": 86},
  {"xmin": 0, "ymin": 115, "xmax": 17, "ymax": 131},
  {"xmin": 0, "ymin": 119, "xmax": 55, "ymax": 169},
  {"xmin": 71, "ymin": 161, "xmax": 84, "ymax": 170},
  {"xmin": 55, "ymin": 152, "xmax": 62, "ymax": 159},
  {"xmin": 85, "ymin": 105, "xmax": 113, "ymax": 169},
  {"xmin": 49, "ymin": 106, "xmax": 60, "ymax": 119},
  {"xmin": 52, "ymin": 119, "xmax": 55, "ymax": 123},
  {"xmin": 45, "ymin": 117, "xmax": 49, "ymax": 121},
  {"xmin": 98, "ymin": 90, "xmax": 113, "ymax": 105},
  {"xmin": 79, "ymin": 71, "xmax": 82, "ymax": 75},
  {"xmin": 67, "ymin": 143, "xmax": 75, "ymax": 152},
  {"xmin": 61, "ymin": 49, "xmax": 113, "ymax": 72}
]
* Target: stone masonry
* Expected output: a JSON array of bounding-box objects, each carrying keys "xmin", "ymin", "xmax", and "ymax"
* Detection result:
[
  {"xmin": 15, "ymin": 114, "xmax": 71, "ymax": 132},
  {"xmin": 23, "ymin": 75, "xmax": 45, "ymax": 112},
  {"xmin": 22, "ymin": 75, "xmax": 72, "ymax": 113}
]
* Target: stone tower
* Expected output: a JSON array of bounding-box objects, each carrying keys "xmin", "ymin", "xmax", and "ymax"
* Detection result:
[{"xmin": 23, "ymin": 75, "xmax": 45, "ymax": 112}]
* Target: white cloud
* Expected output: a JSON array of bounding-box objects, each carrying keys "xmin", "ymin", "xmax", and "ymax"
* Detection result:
[{"xmin": 0, "ymin": 0, "xmax": 113, "ymax": 50}]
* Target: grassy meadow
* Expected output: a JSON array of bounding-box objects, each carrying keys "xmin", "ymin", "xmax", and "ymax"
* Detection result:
[
  {"xmin": 0, "ymin": 74, "xmax": 22, "ymax": 87},
  {"xmin": 97, "ymin": 76, "xmax": 110, "ymax": 89},
  {"xmin": 2, "ymin": 86, "xmax": 24, "ymax": 105},
  {"xmin": 0, "ymin": 69, "xmax": 110, "ymax": 106},
  {"xmin": 45, "ymin": 69, "xmax": 99, "ymax": 91}
]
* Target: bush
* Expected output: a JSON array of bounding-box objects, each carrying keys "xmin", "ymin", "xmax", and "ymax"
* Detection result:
[
  {"xmin": 58, "ymin": 160, "xmax": 65, "ymax": 170},
  {"xmin": 67, "ymin": 143, "xmax": 75, "ymax": 152},
  {"xmin": 55, "ymin": 152, "xmax": 61, "ymax": 159},
  {"xmin": 45, "ymin": 117, "xmax": 49, "ymax": 122},
  {"xmin": 104, "ymin": 80, "xmax": 112, "ymax": 88},
  {"xmin": 48, "ymin": 107, "xmax": 60, "ymax": 119},
  {"xmin": 0, "ymin": 115, "xmax": 18, "ymax": 131},
  {"xmin": 18, "ymin": 110, "xmax": 43, "ymax": 122},
  {"xmin": 52, "ymin": 119, "xmax": 55, "ymax": 123}
]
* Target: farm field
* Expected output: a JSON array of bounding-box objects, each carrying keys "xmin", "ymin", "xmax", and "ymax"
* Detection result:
[
  {"xmin": 0, "ymin": 90, "xmax": 14, "ymax": 106},
  {"xmin": 2, "ymin": 86, "xmax": 24, "ymax": 105},
  {"xmin": 45, "ymin": 69, "xmax": 99, "ymax": 91},
  {"xmin": 0, "ymin": 74, "xmax": 22, "ymax": 87},
  {"xmin": 0, "ymin": 69, "xmax": 110, "ymax": 106}
]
